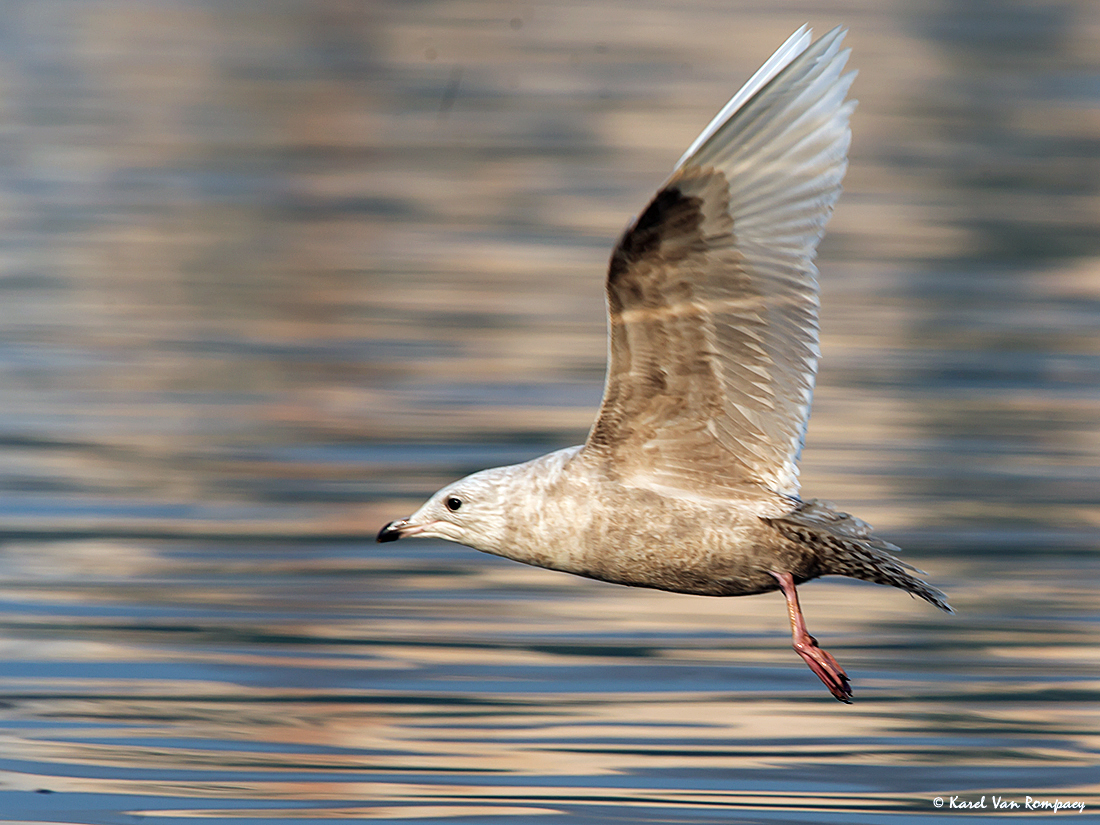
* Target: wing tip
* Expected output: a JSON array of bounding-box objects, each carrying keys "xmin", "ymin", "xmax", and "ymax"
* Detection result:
[
  {"xmin": 676, "ymin": 25, "xmax": 856, "ymax": 172},
  {"xmin": 674, "ymin": 25, "xmax": 818, "ymax": 171}
]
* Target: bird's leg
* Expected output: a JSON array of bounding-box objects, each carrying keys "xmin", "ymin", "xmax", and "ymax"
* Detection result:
[{"xmin": 770, "ymin": 571, "xmax": 852, "ymax": 703}]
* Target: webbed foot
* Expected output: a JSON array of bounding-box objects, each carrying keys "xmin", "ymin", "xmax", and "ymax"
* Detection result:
[{"xmin": 770, "ymin": 571, "xmax": 853, "ymax": 703}]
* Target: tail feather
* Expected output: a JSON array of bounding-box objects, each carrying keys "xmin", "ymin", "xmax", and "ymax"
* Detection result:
[{"xmin": 768, "ymin": 499, "xmax": 953, "ymax": 613}]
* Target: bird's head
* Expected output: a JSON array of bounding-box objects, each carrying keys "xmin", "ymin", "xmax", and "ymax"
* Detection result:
[{"xmin": 376, "ymin": 465, "xmax": 515, "ymax": 553}]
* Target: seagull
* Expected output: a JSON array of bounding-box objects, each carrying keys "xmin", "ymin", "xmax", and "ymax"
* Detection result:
[{"xmin": 378, "ymin": 26, "xmax": 951, "ymax": 703}]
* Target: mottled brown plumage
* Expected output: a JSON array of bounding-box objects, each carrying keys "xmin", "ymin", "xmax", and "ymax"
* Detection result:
[{"xmin": 379, "ymin": 26, "xmax": 950, "ymax": 703}]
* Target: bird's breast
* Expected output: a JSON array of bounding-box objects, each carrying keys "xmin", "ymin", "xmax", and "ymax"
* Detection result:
[{"xmin": 509, "ymin": 481, "xmax": 795, "ymax": 597}]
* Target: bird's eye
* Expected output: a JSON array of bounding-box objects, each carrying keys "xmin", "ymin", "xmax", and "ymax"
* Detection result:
[{"xmin": 445, "ymin": 496, "xmax": 463, "ymax": 512}]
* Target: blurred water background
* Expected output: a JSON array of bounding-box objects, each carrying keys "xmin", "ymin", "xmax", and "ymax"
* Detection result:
[{"xmin": 0, "ymin": 1, "xmax": 1098, "ymax": 823}]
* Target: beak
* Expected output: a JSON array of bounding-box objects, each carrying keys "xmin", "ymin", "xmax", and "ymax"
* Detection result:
[{"xmin": 377, "ymin": 518, "xmax": 413, "ymax": 543}]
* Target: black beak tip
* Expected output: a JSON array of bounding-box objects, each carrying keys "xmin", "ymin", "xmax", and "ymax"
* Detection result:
[{"xmin": 376, "ymin": 520, "xmax": 404, "ymax": 543}]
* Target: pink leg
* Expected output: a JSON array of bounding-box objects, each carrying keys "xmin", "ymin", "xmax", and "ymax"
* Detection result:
[{"xmin": 770, "ymin": 571, "xmax": 852, "ymax": 703}]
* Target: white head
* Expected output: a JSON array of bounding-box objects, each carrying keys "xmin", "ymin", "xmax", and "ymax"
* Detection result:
[{"xmin": 376, "ymin": 464, "xmax": 517, "ymax": 554}]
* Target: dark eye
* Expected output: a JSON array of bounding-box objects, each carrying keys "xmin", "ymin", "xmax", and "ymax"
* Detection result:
[{"xmin": 445, "ymin": 496, "xmax": 463, "ymax": 512}]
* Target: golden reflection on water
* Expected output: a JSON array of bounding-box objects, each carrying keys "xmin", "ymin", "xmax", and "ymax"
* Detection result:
[{"xmin": 2, "ymin": 680, "xmax": 1099, "ymax": 817}]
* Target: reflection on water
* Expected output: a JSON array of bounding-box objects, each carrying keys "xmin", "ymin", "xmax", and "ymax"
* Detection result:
[{"xmin": 0, "ymin": 1, "xmax": 1098, "ymax": 823}]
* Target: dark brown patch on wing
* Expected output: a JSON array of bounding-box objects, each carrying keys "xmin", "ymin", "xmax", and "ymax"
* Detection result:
[{"xmin": 608, "ymin": 186, "xmax": 704, "ymax": 289}]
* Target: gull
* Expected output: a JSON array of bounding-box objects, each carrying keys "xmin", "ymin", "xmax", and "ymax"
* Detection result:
[{"xmin": 378, "ymin": 26, "xmax": 951, "ymax": 703}]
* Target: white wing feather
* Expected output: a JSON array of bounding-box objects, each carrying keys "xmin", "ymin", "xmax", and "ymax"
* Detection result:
[{"xmin": 675, "ymin": 25, "xmax": 812, "ymax": 170}]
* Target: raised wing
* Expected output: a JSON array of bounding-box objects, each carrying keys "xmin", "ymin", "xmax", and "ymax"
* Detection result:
[{"xmin": 583, "ymin": 27, "xmax": 856, "ymax": 498}]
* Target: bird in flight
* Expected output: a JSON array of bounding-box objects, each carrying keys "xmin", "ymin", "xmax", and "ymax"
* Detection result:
[{"xmin": 378, "ymin": 26, "xmax": 951, "ymax": 703}]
